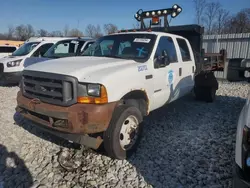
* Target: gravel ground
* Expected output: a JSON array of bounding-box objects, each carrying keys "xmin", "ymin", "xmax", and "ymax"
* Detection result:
[{"xmin": 0, "ymin": 80, "xmax": 249, "ymax": 188}]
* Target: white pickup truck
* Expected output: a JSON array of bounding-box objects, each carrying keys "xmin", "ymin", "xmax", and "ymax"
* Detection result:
[
  {"xmin": 16, "ymin": 30, "xmax": 218, "ymax": 159},
  {"xmin": 15, "ymin": 6, "xmax": 219, "ymax": 160}
]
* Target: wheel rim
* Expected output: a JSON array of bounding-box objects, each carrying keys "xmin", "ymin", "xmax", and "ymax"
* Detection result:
[
  {"xmin": 119, "ymin": 115, "xmax": 139, "ymax": 150},
  {"xmin": 58, "ymin": 149, "xmax": 82, "ymax": 171}
]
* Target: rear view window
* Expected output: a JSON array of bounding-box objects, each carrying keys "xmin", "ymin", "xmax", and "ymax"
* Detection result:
[
  {"xmin": 177, "ymin": 38, "xmax": 191, "ymax": 62},
  {"xmin": 0, "ymin": 46, "xmax": 17, "ymax": 53}
]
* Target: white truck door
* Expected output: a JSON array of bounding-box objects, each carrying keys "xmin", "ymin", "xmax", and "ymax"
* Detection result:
[
  {"xmin": 151, "ymin": 36, "xmax": 181, "ymax": 110},
  {"xmin": 176, "ymin": 38, "xmax": 195, "ymax": 96}
]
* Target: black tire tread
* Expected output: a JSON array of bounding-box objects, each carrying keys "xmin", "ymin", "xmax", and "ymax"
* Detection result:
[{"xmin": 103, "ymin": 104, "xmax": 143, "ymax": 159}]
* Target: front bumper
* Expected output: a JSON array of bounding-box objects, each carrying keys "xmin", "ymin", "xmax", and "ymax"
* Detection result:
[
  {"xmin": 0, "ymin": 71, "xmax": 22, "ymax": 84},
  {"xmin": 233, "ymin": 163, "xmax": 250, "ymax": 188},
  {"xmin": 16, "ymin": 91, "xmax": 118, "ymax": 149}
]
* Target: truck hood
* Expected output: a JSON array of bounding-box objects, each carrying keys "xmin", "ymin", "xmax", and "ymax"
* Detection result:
[
  {"xmin": 0, "ymin": 55, "xmax": 25, "ymax": 63},
  {"xmin": 24, "ymin": 56, "xmax": 138, "ymax": 81},
  {"xmin": 24, "ymin": 57, "xmax": 52, "ymax": 68}
]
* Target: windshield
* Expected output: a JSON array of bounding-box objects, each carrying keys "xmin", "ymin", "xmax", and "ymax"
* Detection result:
[
  {"xmin": 81, "ymin": 34, "xmax": 157, "ymax": 62},
  {"xmin": 12, "ymin": 42, "xmax": 39, "ymax": 56},
  {"xmin": 43, "ymin": 39, "xmax": 85, "ymax": 58}
]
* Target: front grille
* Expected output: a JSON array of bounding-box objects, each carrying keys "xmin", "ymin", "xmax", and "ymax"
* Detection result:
[
  {"xmin": 21, "ymin": 70, "xmax": 78, "ymax": 106},
  {"xmin": 0, "ymin": 63, "xmax": 3, "ymax": 73}
]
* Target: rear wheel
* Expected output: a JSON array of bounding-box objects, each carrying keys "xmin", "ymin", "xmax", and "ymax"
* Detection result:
[
  {"xmin": 103, "ymin": 104, "xmax": 143, "ymax": 160},
  {"xmin": 205, "ymin": 87, "xmax": 216, "ymax": 103},
  {"xmin": 194, "ymin": 86, "xmax": 216, "ymax": 103}
]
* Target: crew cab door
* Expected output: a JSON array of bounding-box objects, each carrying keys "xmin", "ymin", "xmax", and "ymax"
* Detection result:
[
  {"xmin": 176, "ymin": 38, "xmax": 195, "ymax": 96},
  {"xmin": 152, "ymin": 36, "xmax": 181, "ymax": 110}
]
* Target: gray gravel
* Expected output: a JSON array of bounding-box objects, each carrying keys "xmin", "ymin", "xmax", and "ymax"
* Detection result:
[{"xmin": 0, "ymin": 80, "xmax": 249, "ymax": 188}]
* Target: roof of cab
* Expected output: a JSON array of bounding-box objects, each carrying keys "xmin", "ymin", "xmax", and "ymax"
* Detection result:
[
  {"xmin": 55, "ymin": 37, "xmax": 95, "ymax": 42},
  {"xmin": 108, "ymin": 31, "xmax": 187, "ymax": 40},
  {"xmin": 25, "ymin": 37, "xmax": 77, "ymax": 43},
  {"xmin": 0, "ymin": 45, "xmax": 18, "ymax": 48}
]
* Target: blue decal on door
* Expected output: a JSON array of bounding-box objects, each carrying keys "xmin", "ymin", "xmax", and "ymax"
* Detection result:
[
  {"xmin": 138, "ymin": 65, "xmax": 148, "ymax": 72},
  {"xmin": 168, "ymin": 70, "xmax": 174, "ymax": 85}
]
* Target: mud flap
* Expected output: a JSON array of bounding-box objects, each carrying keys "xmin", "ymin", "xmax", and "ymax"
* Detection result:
[{"xmin": 194, "ymin": 71, "xmax": 219, "ymax": 103}]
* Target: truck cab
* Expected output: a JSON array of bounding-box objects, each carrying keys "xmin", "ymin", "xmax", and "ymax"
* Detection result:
[
  {"xmin": 23, "ymin": 37, "xmax": 95, "ymax": 68},
  {"xmin": 15, "ymin": 4, "xmax": 218, "ymax": 161},
  {"xmin": 0, "ymin": 37, "xmax": 73, "ymax": 84}
]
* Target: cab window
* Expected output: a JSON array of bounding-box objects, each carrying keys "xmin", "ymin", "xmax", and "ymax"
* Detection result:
[
  {"xmin": 32, "ymin": 43, "xmax": 54, "ymax": 57},
  {"xmin": 100, "ymin": 40, "xmax": 114, "ymax": 55},
  {"xmin": 154, "ymin": 36, "xmax": 178, "ymax": 67},
  {"xmin": 177, "ymin": 38, "xmax": 191, "ymax": 62},
  {"xmin": 82, "ymin": 34, "xmax": 156, "ymax": 62},
  {"xmin": 118, "ymin": 41, "xmax": 131, "ymax": 55},
  {"xmin": 81, "ymin": 42, "xmax": 95, "ymax": 52}
]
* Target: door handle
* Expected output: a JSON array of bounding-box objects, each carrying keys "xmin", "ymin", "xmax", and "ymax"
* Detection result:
[
  {"xmin": 179, "ymin": 68, "xmax": 182, "ymax": 76},
  {"xmin": 192, "ymin": 66, "xmax": 195, "ymax": 73}
]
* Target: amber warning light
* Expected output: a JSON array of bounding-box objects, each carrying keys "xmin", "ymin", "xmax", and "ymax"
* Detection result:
[{"xmin": 152, "ymin": 17, "xmax": 160, "ymax": 25}]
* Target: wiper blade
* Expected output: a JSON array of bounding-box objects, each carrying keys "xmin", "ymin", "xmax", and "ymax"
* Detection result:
[{"xmin": 102, "ymin": 55, "xmax": 124, "ymax": 59}]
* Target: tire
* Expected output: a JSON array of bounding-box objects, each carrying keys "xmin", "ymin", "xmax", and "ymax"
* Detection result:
[
  {"xmin": 194, "ymin": 86, "xmax": 202, "ymax": 101},
  {"xmin": 194, "ymin": 86, "xmax": 216, "ymax": 103},
  {"xmin": 205, "ymin": 87, "xmax": 216, "ymax": 103},
  {"xmin": 226, "ymin": 58, "xmax": 244, "ymax": 82},
  {"xmin": 103, "ymin": 104, "xmax": 143, "ymax": 160}
]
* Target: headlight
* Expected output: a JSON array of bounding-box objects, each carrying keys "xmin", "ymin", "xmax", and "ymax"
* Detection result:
[
  {"xmin": 77, "ymin": 83, "xmax": 108, "ymax": 104},
  {"xmin": 88, "ymin": 84, "xmax": 101, "ymax": 97},
  {"xmin": 7, "ymin": 60, "xmax": 22, "ymax": 67}
]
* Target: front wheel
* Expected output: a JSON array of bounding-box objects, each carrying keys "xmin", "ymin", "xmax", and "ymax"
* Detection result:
[{"xmin": 103, "ymin": 105, "xmax": 143, "ymax": 160}]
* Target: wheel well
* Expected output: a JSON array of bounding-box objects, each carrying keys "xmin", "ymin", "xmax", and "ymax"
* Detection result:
[{"xmin": 121, "ymin": 90, "xmax": 149, "ymax": 116}]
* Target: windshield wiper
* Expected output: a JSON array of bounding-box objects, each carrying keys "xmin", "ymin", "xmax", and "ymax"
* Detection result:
[{"xmin": 102, "ymin": 55, "xmax": 125, "ymax": 59}]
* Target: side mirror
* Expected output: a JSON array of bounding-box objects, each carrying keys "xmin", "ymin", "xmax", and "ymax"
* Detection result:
[{"xmin": 154, "ymin": 50, "xmax": 170, "ymax": 68}]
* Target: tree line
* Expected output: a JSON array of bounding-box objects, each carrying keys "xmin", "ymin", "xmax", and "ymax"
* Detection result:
[
  {"xmin": 0, "ymin": 1, "xmax": 249, "ymax": 41},
  {"xmin": 193, "ymin": 0, "xmax": 250, "ymax": 34},
  {"xmin": 0, "ymin": 23, "xmax": 118, "ymax": 41}
]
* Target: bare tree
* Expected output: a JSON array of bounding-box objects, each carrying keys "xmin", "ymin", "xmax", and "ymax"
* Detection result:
[
  {"xmin": 37, "ymin": 29, "xmax": 48, "ymax": 37},
  {"xmin": 203, "ymin": 2, "xmax": 221, "ymax": 34},
  {"xmin": 0, "ymin": 33, "xmax": 7, "ymax": 40},
  {"xmin": 63, "ymin": 25, "xmax": 70, "ymax": 37},
  {"xmin": 85, "ymin": 24, "xmax": 103, "ymax": 38},
  {"xmin": 85, "ymin": 24, "xmax": 96, "ymax": 38},
  {"xmin": 193, "ymin": 0, "xmax": 207, "ymax": 25},
  {"xmin": 216, "ymin": 9, "xmax": 230, "ymax": 34},
  {"xmin": 7, "ymin": 25, "xmax": 15, "ymax": 40},
  {"xmin": 235, "ymin": 8, "xmax": 250, "ymax": 33},
  {"xmin": 103, "ymin": 23, "xmax": 118, "ymax": 34},
  {"xmin": 68, "ymin": 29, "xmax": 83, "ymax": 37},
  {"xmin": 15, "ymin": 25, "xmax": 27, "ymax": 40},
  {"xmin": 94, "ymin": 25, "xmax": 103, "ymax": 38},
  {"xmin": 222, "ymin": 8, "xmax": 250, "ymax": 33},
  {"xmin": 26, "ymin": 24, "xmax": 35, "ymax": 38},
  {"xmin": 49, "ymin": 31, "xmax": 63, "ymax": 37}
]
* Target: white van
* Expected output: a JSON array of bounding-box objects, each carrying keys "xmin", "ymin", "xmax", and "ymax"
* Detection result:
[
  {"xmin": 0, "ymin": 37, "xmax": 73, "ymax": 84},
  {"xmin": 23, "ymin": 37, "xmax": 95, "ymax": 68},
  {"xmin": 0, "ymin": 45, "xmax": 18, "ymax": 58}
]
